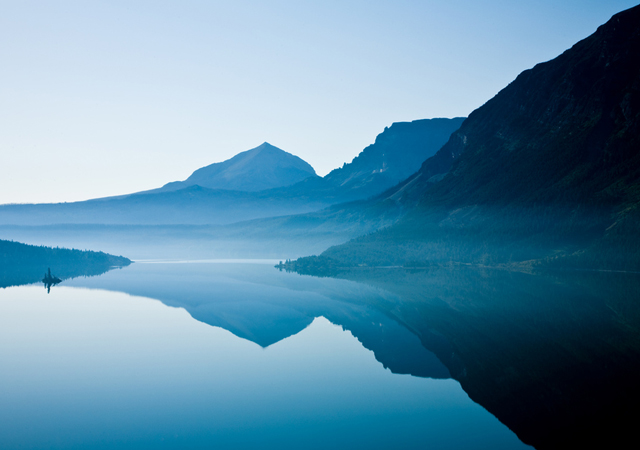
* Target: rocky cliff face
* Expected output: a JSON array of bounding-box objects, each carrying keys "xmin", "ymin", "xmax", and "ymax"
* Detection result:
[
  {"xmin": 323, "ymin": 118, "xmax": 465, "ymax": 196},
  {"xmin": 278, "ymin": 117, "xmax": 465, "ymax": 203}
]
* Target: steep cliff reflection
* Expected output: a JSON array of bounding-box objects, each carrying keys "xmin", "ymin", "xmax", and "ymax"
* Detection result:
[
  {"xmin": 336, "ymin": 268, "xmax": 640, "ymax": 449},
  {"xmin": 64, "ymin": 261, "xmax": 640, "ymax": 449},
  {"xmin": 0, "ymin": 264, "xmax": 528, "ymax": 450},
  {"xmin": 66, "ymin": 261, "xmax": 453, "ymax": 380}
]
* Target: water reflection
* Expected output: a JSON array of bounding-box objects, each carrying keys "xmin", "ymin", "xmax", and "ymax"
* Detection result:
[
  {"xmin": 66, "ymin": 262, "xmax": 452, "ymax": 380},
  {"xmin": 0, "ymin": 257, "xmax": 129, "ymax": 290},
  {"xmin": 64, "ymin": 262, "xmax": 640, "ymax": 449},
  {"xmin": 42, "ymin": 268, "xmax": 62, "ymax": 293},
  {"xmin": 333, "ymin": 267, "xmax": 640, "ymax": 449},
  {"xmin": 0, "ymin": 280, "xmax": 526, "ymax": 450}
]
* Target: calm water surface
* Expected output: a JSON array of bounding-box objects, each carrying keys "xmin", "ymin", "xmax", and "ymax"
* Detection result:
[{"xmin": 0, "ymin": 261, "xmax": 529, "ymax": 449}]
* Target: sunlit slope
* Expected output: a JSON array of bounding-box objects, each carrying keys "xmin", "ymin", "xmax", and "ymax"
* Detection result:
[{"xmin": 158, "ymin": 142, "xmax": 318, "ymax": 193}]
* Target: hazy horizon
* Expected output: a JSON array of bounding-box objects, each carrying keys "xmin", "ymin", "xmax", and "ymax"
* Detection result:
[{"xmin": 1, "ymin": 0, "xmax": 638, "ymax": 204}]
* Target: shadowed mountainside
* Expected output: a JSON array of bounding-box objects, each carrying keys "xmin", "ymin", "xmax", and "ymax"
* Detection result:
[
  {"xmin": 390, "ymin": 5, "xmax": 640, "ymax": 209},
  {"xmin": 290, "ymin": 5, "xmax": 640, "ymax": 272}
]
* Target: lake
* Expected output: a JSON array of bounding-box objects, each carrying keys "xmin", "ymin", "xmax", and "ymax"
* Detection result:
[
  {"xmin": 3, "ymin": 260, "xmax": 640, "ymax": 449},
  {"xmin": 0, "ymin": 260, "xmax": 531, "ymax": 449}
]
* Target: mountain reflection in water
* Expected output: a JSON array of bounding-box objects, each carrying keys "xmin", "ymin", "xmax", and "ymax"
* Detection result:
[
  {"xmin": 62, "ymin": 261, "xmax": 640, "ymax": 449},
  {"xmin": 335, "ymin": 268, "xmax": 640, "ymax": 449},
  {"xmin": 66, "ymin": 261, "xmax": 452, "ymax": 380},
  {"xmin": 1, "ymin": 262, "xmax": 528, "ymax": 450}
]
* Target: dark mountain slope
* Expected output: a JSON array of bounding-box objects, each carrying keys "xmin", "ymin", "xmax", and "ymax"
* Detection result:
[
  {"xmin": 385, "ymin": 4, "xmax": 640, "ymax": 208},
  {"xmin": 422, "ymin": 5, "xmax": 640, "ymax": 209},
  {"xmin": 291, "ymin": 5, "xmax": 640, "ymax": 271},
  {"xmin": 158, "ymin": 142, "xmax": 317, "ymax": 192}
]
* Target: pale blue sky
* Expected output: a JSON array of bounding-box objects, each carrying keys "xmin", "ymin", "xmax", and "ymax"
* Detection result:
[{"xmin": 1, "ymin": 0, "xmax": 637, "ymax": 203}]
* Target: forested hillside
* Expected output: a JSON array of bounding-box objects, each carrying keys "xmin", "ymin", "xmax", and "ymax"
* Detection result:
[{"xmin": 0, "ymin": 239, "xmax": 131, "ymax": 288}]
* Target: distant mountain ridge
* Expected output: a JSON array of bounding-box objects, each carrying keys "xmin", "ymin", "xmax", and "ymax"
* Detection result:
[
  {"xmin": 159, "ymin": 142, "xmax": 317, "ymax": 192},
  {"xmin": 0, "ymin": 118, "xmax": 464, "ymax": 226}
]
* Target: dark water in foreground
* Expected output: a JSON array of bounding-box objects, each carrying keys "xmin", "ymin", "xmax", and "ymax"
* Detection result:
[{"xmin": 2, "ymin": 261, "xmax": 640, "ymax": 449}]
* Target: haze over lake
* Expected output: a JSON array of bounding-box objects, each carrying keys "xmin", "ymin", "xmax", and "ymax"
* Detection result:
[{"xmin": 2, "ymin": 2, "xmax": 640, "ymax": 449}]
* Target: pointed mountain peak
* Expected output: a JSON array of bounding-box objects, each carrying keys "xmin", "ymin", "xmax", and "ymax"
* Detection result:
[
  {"xmin": 161, "ymin": 143, "xmax": 317, "ymax": 193},
  {"xmin": 249, "ymin": 142, "xmax": 282, "ymax": 154}
]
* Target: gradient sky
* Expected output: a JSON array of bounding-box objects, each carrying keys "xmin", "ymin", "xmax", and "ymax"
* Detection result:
[{"xmin": 1, "ymin": 0, "xmax": 638, "ymax": 204}]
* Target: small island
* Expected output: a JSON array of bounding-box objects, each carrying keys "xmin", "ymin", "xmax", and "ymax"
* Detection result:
[
  {"xmin": 42, "ymin": 267, "xmax": 62, "ymax": 284},
  {"xmin": 42, "ymin": 267, "xmax": 62, "ymax": 293}
]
